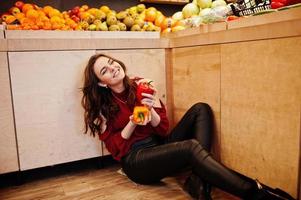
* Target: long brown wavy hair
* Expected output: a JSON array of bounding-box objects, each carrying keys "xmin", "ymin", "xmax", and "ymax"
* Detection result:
[{"xmin": 81, "ymin": 54, "xmax": 136, "ymax": 137}]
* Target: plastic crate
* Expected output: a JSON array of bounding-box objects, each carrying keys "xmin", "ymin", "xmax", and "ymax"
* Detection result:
[{"xmin": 230, "ymin": 0, "xmax": 271, "ymax": 16}]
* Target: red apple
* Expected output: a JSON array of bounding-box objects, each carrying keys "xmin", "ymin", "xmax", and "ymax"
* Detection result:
[
  {"xmin": 14, "ymin": 1, "xmax": 24, "ymax": 10},
  {"xmin": 71, "ymin": 15, "xmax": 80, "ymax": 22},
  {"xmin": 71, "ymin": 6, "xmax": 80, "ymax": 16},
  {"xmin": 1, "ymin": 13, "xmax": 10, "ymax": 21}
]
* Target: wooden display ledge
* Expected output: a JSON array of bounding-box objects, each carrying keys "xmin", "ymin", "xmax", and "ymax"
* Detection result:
[
  {"xmin": 5, "ymin": 30, "xmax": 166, "ymax": 51},
  {"xmin": 7, "ymin": 38, "xmax": 169, "ymax": 51},
  {"xmin": 5, "ymin": 30, "xmax": 160, "ymax": 39}
]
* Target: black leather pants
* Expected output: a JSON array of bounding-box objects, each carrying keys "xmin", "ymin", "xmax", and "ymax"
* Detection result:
[{"xmin": 121, "ymin": 103, "xmax": 255, "ymax": 199}]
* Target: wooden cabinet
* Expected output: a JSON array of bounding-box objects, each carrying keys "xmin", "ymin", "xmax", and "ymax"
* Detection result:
[
  {"xmin": 220, "ymin": 37, "xmax": 301, "ymax": 197},
  {"xmin": 8, "ymin": 50, "xmax": 102, "ymax": 170},
  {"xmin": 0, "ymin": 52, "xmax": 19, "ymax": 174},
  {"xmin": 171, "ymin": 37, "xmax": 301, "ymax": 197},
  {"xmin": 7, "ymin": 48, "xmax": 167, "ymax": 169}
]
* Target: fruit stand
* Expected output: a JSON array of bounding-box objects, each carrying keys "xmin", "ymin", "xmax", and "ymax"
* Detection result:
[{"xmin": 0, "ymin": 1, "xmax": 300, "ymax": 199}]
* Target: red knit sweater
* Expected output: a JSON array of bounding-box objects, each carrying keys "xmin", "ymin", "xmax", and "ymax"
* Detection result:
[{"xmin": 98, "ymin": 89, "xmax": 170, "ymax": 161}]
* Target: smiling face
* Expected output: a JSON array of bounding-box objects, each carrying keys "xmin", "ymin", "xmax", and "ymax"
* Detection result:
[{"xmin": 93, "ymin": 56, "xmax": 126, "ymax": 89}]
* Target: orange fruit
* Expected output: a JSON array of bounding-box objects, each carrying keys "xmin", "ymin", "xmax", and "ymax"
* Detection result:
[
  {"xmin": 145, "ymin": 9, "xmax": 157, "ymax": 22},
  {"xmin": 81, "ymin": 5, "xmax": 89, "ymax": 11},
  {"xmin": 79, "ymin": 12, "xmax": 90, "ymax": 20},
  {"xmin": 155, "ymin": 14, "xmax": 165, "ymax": 27},
  {"xmin": 22, "ymin": 4, "xmax": 34, "ymax": 13},
  {"xmin": 26, "ymin": 9, "xmax": 39, "ymax": 20},
  {"xmin": 22, "ymin": 25, "xmax": 31, "ymax": 30},
  {"xmin": 48, "ymin": 9, "xmax": 60, "ymax": 18},
  {"xmin": 37, "ymin": 10, "xmax": 46, "ymax": 17},
  {"xmin": 50, "ymin": 16, "xmax": 62, "ymax": 24},
  {"xmin": 5, "ymin": 15, "xmax": 17, "ymax": 24},
  {"xmin": 31, "ymin": 25, "xmax": 39, "ymax": 30},
  {"xmin": 42, "ymin": 21, "xmax": 52, "ymax": 30},
  {"xmin": 15, "ymin": 12, "xmax": 25, "ymax": 20},
  {"xmin": 43, "ymin": 6, "xmax": 53, "ymax": 15},
  {"xmin": 161, "ymin": 28, "xmax": 171, "ymax": 34},
  {"xmin": 161, "ymin": 17, "xmax": 176, "ymax": 30},
  {"xmin": 6, "ymin": 24, "xmax": 21, "ymax": 30},
  {"xmin": 100, "ymin": 5, "xmax": 110, "ymax": 14},
  {"xmin": 51, "ymin": 22, "xmax": 61, "ymax": 30}
]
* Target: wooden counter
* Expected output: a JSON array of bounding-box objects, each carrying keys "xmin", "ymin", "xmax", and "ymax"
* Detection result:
[{"xmin": 5, "ymin": 30, "xmax": 168, "ymax": 51}]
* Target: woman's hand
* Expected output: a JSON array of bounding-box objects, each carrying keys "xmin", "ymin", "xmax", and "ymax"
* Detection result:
[
  {"xmin": 130, "ymin": 112, "xmax": 151, "ymax": 126},
  {"xmin": 140, "ymin": 89, "xmax": 157, "ymax": 109}
]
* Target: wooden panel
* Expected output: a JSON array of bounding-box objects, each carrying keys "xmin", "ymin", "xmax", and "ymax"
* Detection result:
[
  {"xmin": 96, "ymin": 49, "xmax": 166, "ymax": 156},
  {"xmin": 7, "ymin": 38, "xmax": 168, "ymax": 51},
  {"xmin": 9, "ymin": 50, "xmax": 102, "ymax": 170},
  {"xmin": 221, "ymin": 37, "xmax": 301, "ymax": 198},
  {"xmin": 5, "ymin": 30, "xmax": 159, "ymax": 39},
  {"xmin": 172, "ymin": 45, "xmax": 221, "ymax": 159},
  {"xmin": 0, "ymin": 52, "xmax": 19, "ymax": 174},
  {"xmin": 5, "ymin": 30, "xmax": 91, "ymax": 39},
  {"xmin": 165, "ymin": 49, "xmax": 174, "ymax": 128}
]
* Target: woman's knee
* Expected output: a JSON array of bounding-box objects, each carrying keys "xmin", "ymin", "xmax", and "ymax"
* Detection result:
[
  {"xmin": 183, "ymin": 139, "xmax": 204, "ymax": 153},
  {"xmin": 190, "ymin": 102, "xmax": 212, "ymax": 117}
]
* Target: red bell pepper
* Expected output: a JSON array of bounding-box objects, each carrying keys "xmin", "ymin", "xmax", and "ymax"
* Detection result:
[{"xmin": 136, "ymin": 80, "xmax": 154, "ymax": 104}]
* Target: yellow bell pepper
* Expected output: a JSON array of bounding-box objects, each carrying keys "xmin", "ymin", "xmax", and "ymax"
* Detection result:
[{"xmin": 133, "ymin": 106, "xmax": 149, "ymax": 124}]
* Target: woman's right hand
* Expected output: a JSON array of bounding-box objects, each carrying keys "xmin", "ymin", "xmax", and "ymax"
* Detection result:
[{"xmin": 130, "ymin": 113, "xmax": 151, "ymax": 126}]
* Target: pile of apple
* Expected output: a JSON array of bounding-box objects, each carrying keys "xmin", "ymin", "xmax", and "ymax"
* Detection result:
[{"xmin": 68, "ymin": 4, "xmax": 163, "ymax": 31}]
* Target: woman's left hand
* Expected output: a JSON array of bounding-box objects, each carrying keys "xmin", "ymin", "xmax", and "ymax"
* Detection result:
[{"xmin": 141, "ymin": 92, "xmax": 156, "ymax": 109}]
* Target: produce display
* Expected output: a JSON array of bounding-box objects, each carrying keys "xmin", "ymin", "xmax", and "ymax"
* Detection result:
[
  {"xmin": 1, "ymin": 0, "xmax": 299, "ymax": 32},
  {"xmin": 0, "ymin": 0, "xmax": 237, "ymax": 32}
]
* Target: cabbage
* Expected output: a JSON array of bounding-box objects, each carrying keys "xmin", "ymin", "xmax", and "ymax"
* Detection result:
[
  {"xmin": 172, "ymin": 11, "xmax": 184, "ymax": 21},
  {"xmin": 182, "ymin": 3, "xmax": 200, "ymax": 19},
  {"xmin": 199, "ymin": 8, "xmax": 212, "ymax": 16},
  {"xmin": 197, "ymin": 0, "xmax": 212, "ymax": 9},
  {"xmin": 183, "ymin": 16, "xmax": 203, "ymax": 28},
  {"xmin": 211, "ymin": 0, "xmax": 227, "ymax": 8},
  {"xmin": 199, "ymin": 9, "xmax": 224, "ymax": 23},
  {"xmin": 212, "ymin": 6, "xmax": 231, "ymax": 17}
]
